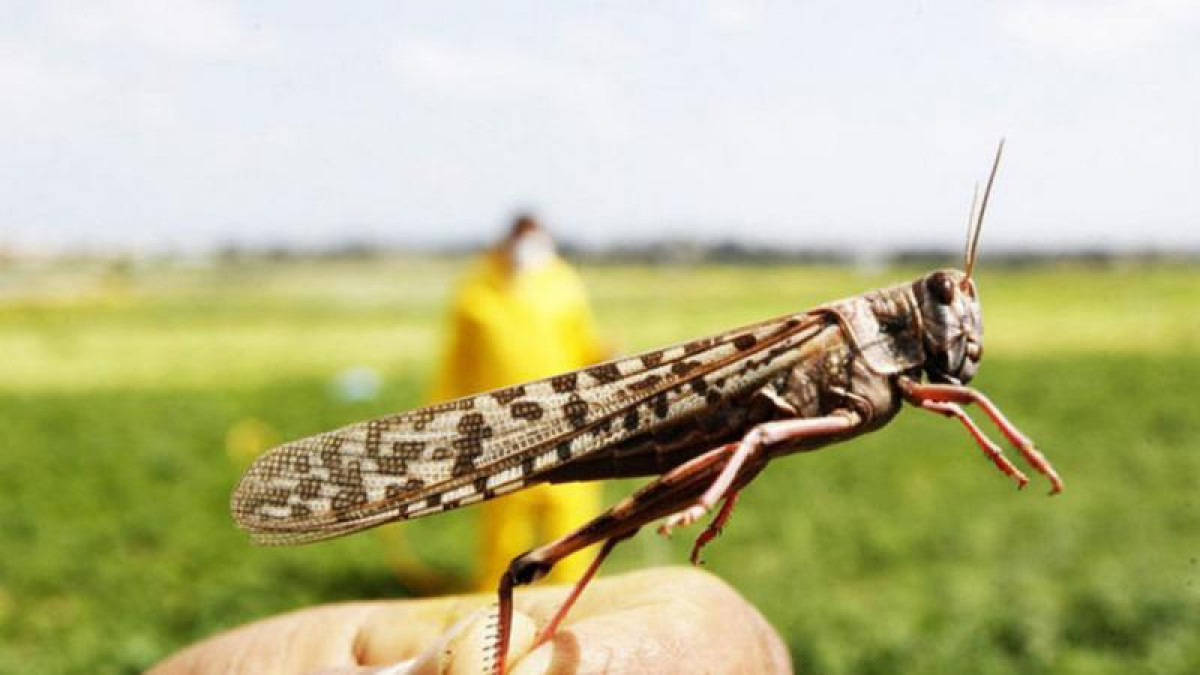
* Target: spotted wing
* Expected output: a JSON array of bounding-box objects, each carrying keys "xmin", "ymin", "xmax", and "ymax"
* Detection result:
[{"xmin": 231, "ymin": 311, "xmax": 828, "ymax": 545}]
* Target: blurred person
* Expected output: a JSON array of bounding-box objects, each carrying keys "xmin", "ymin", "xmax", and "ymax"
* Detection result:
[{"xmin": 430, "ymin": 213, "xmax": 610, "ymax": 590}]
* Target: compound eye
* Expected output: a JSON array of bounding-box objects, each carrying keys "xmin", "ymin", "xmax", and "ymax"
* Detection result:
[{"xmin": 926, "ymin": 272, "xmax": 955, "ymax": 305}]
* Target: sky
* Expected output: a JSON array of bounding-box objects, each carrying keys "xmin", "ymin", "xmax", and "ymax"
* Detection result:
[{"xmin": 2, "ymin": 0, "xmax": 1199, "ymax": 254}]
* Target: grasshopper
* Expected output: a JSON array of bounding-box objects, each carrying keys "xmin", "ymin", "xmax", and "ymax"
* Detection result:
[{"xmin": 231, "ymin": 140, "xmax": 1062, "ymax": 673}]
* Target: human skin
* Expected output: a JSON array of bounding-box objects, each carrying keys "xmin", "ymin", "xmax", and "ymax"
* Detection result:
[{"xmin": 150, "ymin": 566, "xmax": 791, "ymax": 675}]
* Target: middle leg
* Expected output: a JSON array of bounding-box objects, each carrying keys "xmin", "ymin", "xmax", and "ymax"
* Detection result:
[
  {"xmin": 689, "ymin": 490, "xmax": 741, "ymax": 565},
  {"xmin": 658, "ymin": 410, "xmax": 864, "ymax": 536}
]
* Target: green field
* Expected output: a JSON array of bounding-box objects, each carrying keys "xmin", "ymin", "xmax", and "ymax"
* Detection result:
[{"xmin": 1, "ymin": 258, "xmax": 1198, "ymax": 673}]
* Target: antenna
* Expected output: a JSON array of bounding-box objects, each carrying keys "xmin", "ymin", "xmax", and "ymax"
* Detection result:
[
  {"xmin": 963, "ymin": 180, "xmax": 980, "ymax": 272},
  {"xmin": 965, "ymin": 138, "xmax": 1004, "ymax": 278}
]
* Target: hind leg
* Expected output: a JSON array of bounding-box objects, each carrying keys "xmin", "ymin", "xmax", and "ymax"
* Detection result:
[{"xmin": 491, "ymin": 442, "xmax": 740, "ymax": 674}]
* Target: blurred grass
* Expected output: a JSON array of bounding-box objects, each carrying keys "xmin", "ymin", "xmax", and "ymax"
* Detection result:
[{"xmin": 0, "ymin": 258, "xmax": 1197, "ymax": 673}]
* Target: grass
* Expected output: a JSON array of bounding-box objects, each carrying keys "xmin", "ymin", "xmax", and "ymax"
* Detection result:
[{"xmin": 0, "ymin": 258, "xmax": 1197, "ymax": 673}]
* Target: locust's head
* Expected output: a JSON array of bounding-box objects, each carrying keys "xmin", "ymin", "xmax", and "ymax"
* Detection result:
[
  {"xmin": 912, "ymin": 268, "xmax": 982, "ymax": 384},
  {"xmin": 911, "ymin": 139, "xmax": 1006, "ymax": 385}
]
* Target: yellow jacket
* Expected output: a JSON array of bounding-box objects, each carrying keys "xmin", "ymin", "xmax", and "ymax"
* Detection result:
[{"xmin": 432, "ymin": 252, "xmax": 607, "ymax": 401}]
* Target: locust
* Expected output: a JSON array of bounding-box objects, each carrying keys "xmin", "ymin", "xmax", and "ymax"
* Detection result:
[{"xmin": 231, "ymin": 140, "xmax": 1062, "ymax": 674}]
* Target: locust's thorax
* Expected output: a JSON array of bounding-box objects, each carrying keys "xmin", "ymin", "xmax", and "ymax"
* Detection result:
[{"xmin": 912, "ymin": 269, "xmax": 983, "ymax": 384}]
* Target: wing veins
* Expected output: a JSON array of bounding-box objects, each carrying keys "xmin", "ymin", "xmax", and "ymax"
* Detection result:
[{"xmin": 235, "ymin": 311, "xmax": 829, "ymax": 544}]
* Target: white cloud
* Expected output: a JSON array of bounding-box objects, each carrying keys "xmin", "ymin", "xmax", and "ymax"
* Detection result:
[
  {"xmin": 0, "ymin": 40, "xmax": 90, "ymax": 96},
  {"xmin": 704, "ymin": 0, "xmax": 767, "ymax": 30},
  {"xmin": 0, "ymin": 40, "xmax": 105, "ymax": 134},
  {"xmin": 385, "ymin": 35, "xmax": 630, "ymax": 136},
  {"xmin": 1003, "ymin": 0, "xmax": 1200, "ymax": 58},
  {"xmin": 389, "ymin": 38, "xmax": 572, "ymax": 96},
  {"xmin": 48, "ymin": 0, "xmax": 248, "ymax": 60},
  {"xmin": 0, "ymin": 1, "xmax": 279, "ymax": 142}
]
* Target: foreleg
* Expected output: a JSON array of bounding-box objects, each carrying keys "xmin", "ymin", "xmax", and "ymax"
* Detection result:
[
  {"xmin": 918, "ymin": 400, "xmax": 1028, "ymax": 488},
  {"xmin": 899, "ymin": 378, "xmax": 1063, "ymax": 494}
]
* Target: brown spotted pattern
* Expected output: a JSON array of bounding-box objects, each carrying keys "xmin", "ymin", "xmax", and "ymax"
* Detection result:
[
  {"xmin": 733, "ymin": 334, "xmax": 758, "ymax": 350},
  {"xmin": 510, "ymin": 400, "xmax": 544, "ymax": 420},
  {"xmin": 640, "ymin": 351, "xmax": 664, "ymax": 368},
  {"xmin": 491, "ymin": 385, "xmax": 526, "ymax": 405},
  {"xmin": 232, "ymin": 305, "xmax": 842, "ymax": 545},
  {"xmin": 563, "ymin": 395, "xmax": 589, "ymax": 428},
  {"xmin": 551, "ymin": 373, "xmax": 578, "ymax": 393},
  {"xmin": 586, "ymin": 363, "xmax": 622, "ymax": 384}
]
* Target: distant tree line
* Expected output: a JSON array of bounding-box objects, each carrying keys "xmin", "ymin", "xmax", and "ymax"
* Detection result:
[
  {"xmin": 4, "ymin": 238, "xmax": 1198, "ymax": 268},
  {"xmin": 209, "ymin": 238, "xmax": 1200, "ymax": 267}
]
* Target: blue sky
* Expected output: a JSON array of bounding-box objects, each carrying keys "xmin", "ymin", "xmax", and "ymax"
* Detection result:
[{"xmin": 3, "ymin": 1, "xmax": 1198, "ymax": 253}]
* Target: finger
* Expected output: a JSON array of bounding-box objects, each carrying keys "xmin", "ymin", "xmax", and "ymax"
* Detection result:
[
  {"xmin": 150, "ymin": 603, "xmax": 383, "ymax": 675},
  {"xmin": 149, "ymin": 597, "xmax": 483, "ymax": 675}
]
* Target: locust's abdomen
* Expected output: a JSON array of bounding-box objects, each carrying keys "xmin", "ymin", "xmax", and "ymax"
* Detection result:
[{"xmin": 542, "ymin": 319, "xmax": 853, "ymax": 483}]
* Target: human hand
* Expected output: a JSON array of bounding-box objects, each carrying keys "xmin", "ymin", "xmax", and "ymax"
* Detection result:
[{"xmin": 150, "ymin": 566, "xmax": 790, "ymax": 674}]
